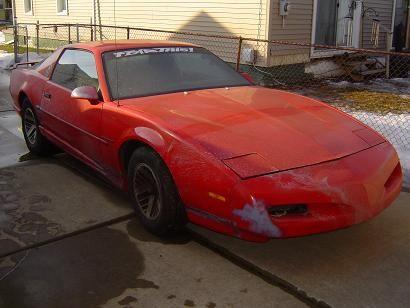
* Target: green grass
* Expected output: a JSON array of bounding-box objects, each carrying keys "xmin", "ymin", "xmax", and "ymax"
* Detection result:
[{"xmin": 0, "ymin": 44, "xmax": 50, "ymax": 54}]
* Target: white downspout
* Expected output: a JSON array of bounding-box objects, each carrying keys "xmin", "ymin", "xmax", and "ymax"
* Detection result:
[
  {"xmin": 11, "ymin": 0, "xmax": 16, "ymax": 26},
  {"xmin": 391, "ymin": 0, "xmax": 397, "ymax": 34},
  {"xmin": 352, "ymin": 0, "xmax": 363, "ymax": 48}
]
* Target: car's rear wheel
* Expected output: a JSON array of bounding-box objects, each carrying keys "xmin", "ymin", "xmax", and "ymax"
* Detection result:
[
  {"xmin": 21, "ymin": 98, "xmax": 55, "ymax": 156},
  {"xmin": 128, "ymin": 147, "xmax": 187, "ymax": 236}
]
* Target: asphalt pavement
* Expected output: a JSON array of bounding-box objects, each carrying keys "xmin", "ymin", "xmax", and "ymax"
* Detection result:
[{"xmin": 0, "ymin": 70, "xmax": 409, "ymax": 308}]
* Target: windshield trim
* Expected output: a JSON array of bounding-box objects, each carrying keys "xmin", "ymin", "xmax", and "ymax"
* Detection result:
[{"xmin": 101, "ymin": 46, "xmax": 250, "ymax": 101}]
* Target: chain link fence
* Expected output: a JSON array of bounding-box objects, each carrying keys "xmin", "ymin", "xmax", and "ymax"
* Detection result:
[{"xmin": 3, "ymin": 22, "xmax": 409, "ymax": 186}]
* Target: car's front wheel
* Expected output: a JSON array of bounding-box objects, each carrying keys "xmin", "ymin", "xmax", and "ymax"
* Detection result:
[
  {"xmin": 128, "ymin": 147, "xmax": 187, "ymax": 236},
  {"xmin": 21, "ymin": 98, "xmax": 55, "ymax": 156}
]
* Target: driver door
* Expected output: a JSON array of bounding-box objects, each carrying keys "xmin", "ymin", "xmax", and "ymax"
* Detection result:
[{"xmin": 40, "ymin": 48, "xmax": 103, "ymax": 168}]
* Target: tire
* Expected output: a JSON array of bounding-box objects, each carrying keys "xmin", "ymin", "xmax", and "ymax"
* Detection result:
[
  {"xmin": 21, "ymin": 98, "xmax": 55, "ymax": 156},
  {"xmin": 128, "ymin": 147, "xmax": 187, "ymax": 236}
]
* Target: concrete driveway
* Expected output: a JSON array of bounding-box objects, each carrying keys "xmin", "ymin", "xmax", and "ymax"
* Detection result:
[{"xmin": 1, "ymin": 69, "xmax": 409, "ymax": 307}]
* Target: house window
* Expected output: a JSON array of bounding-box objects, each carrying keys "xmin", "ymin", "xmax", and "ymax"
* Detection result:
[
  {"xmin": 24, "ymin": 0, "xmax": 33, "ymax": 14},
  {"xmin": 57, "ymin": 0, "xmax": 68, "ymax": 15},
  {"xmin": 314, "ymin": 0, "xmax": 338, "ymax": 45},
  {"xmin": 314, "ymin": 0, "xmax": 360, "ymax": 47}
]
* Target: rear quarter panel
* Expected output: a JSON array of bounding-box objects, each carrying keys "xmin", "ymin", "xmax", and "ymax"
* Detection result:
[
  {"xmin": 10, "ymin": 68, "xmax": 48, "ymax": 114},
  {"xmin": 10, "ymin": 49, "xmax": 62, "ymax": 114}
]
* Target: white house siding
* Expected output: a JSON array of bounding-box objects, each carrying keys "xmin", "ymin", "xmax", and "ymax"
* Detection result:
[
  {"xmin": 96, "ymin": 0, "xmax": 268, "ymax": 38},
  {"xmin": 13, "ymin": 0, "xmax": 93, "ymax": 47},
  {"xmin": 15, "ymin": 0, "xmax": 93, "ymax": 24},
  {"xmin": 267, "ymin": 0, "xmax": 313, "ymax": 66},
  {"xmin": 12, "ymin": 0, "xmax": 270, "ymax": 63},
  {"xmin": 95, "ymin": 0, "xmax": 269, "ymax": 63}
]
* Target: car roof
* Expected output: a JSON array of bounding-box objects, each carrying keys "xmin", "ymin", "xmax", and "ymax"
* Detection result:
[{"xmin": 71, "ymin": 40, "xmax": 199, "ymax": 53}]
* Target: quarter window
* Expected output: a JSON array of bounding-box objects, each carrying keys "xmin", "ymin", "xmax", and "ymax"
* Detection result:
[{"xmin": 51, "ymin": 49, "xmax": 99, "ymax": 91}]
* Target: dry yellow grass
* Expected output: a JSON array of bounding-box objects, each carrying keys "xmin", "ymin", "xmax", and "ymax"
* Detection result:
[{"xmin": 341, "ymin": 90, "xmax": 410, "ymax": 114}]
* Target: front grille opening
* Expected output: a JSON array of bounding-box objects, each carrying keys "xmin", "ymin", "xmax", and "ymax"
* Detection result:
[
  {"xmin": 268, "ymin": 204, "xmax": 308, "ymax": 218},
  {"xmin": 384, "ymin": 163, "xmax": 402, "ymax": 192}
]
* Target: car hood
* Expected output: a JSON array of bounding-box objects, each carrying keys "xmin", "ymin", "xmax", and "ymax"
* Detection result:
[{"xmin": 122, "ymin": 86, "xmax": 385, "ymax": 178}]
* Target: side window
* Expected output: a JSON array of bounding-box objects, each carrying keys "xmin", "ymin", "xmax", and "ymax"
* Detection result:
[{"xmin": 51, "ymin": 49, "xmax": 99, "ymax": 91}]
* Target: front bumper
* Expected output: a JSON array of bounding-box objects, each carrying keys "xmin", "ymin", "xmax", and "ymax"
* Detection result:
[
  {"xmin": 186, "ymin": 142, "xmax": 403, "ymax": 242},
  {"xmin": 228, "ymin": 142, "xmax": 402, "ymax": 241}
]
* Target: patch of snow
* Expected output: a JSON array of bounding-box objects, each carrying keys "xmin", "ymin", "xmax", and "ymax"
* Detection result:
[
  {"xmin": 0, "ymin": 52, "xmax": 49, "ymax": 70},
  {"xmin": 327, "ymin": 80, "xmax": 353, "ymax": 88},
  {"xmin": 0, "ymin": 32, "xmax": 4, "ymax": 44},
  {"xmin": 17, "ymin": 52, "xmax": 48, "ymax": 64},
  {"xmin": 233, "ymin": 200, "xmax": 282, "ymax": 238},
  {"xmin": 327, "ymin": 77, "xmax": 410, "ymax": 95},
  {"xmin": 0, "ymin": 52, "xmax": 14, "ymax": 69}
]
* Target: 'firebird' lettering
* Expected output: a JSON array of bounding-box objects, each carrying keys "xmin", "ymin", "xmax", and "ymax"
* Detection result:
[{"xmin": 113, "ymin": 47, "xmax": 194, "ymax": 58}]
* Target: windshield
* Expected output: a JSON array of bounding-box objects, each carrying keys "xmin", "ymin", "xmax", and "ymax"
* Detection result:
[{"xmin": 103, "ymin": 47, "xmax": 250, "ymax": 100}]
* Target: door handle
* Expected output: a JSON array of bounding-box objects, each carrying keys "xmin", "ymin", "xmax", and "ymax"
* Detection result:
[{"xmin": 44, "ymin": 92, "xmax": 51, "ymax": 99}]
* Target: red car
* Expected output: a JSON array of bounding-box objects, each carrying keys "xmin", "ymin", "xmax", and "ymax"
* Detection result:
[{"xmin": 10, "ymin": 40, "xmax": 402, "ymax": 242}]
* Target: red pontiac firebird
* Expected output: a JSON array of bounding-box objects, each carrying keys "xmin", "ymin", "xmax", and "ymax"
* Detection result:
[{"xmin": 10, "ymin": 40, "xmax": 402, "ymax": 242}]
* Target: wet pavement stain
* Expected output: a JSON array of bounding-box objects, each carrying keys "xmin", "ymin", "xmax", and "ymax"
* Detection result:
[
  {"xmin": 27, "ymin": 194, "xmax": 52, "ymax": 205},
  {"xmin": 0, "ymin": 239, "xmax": 19, "ymax": 252},
  {"xmin": 0, "ymin": 168, "xmax": 63, "ymax": 256},
  {"xmin": 126, "ymin": 220, "xmax": 191, "ymax": 245},
  {"xmin": 184, "ymin": 299, "xmax": 196, "ymax": 307},
  {"xmin": 118, "ymin": 295, "xmax": 138, "ymax": 305},
  {"xmin": 0, "ymin": 227, "xmax": 145, "ymax": 308},
  {"xmin": 0, "ymin": 251, "xmax": 28, "ymax": 283},
  {"xmin": 6, "ymin": 212, "xmax": 61, "ymax": 245},
  {"xmin": 0, "ymin": 239, "xmax": 21, "ymax": 270},
  {"xmin": 134, "ymin": 279, "xmax": 159, "ymax": 289}
]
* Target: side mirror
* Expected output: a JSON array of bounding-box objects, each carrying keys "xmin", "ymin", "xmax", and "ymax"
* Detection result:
[
  {"xmin": 240, "ymin": 72, "xmax": 254, "ymax": 83},
  {"xmin": 71, "ymin": 86, "xmax": 100, "ymax": 104}
]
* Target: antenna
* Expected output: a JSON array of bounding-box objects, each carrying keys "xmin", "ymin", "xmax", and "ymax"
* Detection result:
[{"xmin": 113, "ymin": 0, "xmax": 120, "ymax": 106}]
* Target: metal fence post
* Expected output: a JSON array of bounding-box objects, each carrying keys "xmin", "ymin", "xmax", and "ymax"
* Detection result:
[
  {"xmin": 13, "ymin": 24, "xmax": 18, "ymax": 63},
  {"xmin": 25, "ymin": 26, "xmax": 29, "ymax": 63},
  {"xmin": 386, "ymin": 32, "xmax": 392, "ymax": 79},
  {"xmin": 76, "ymin": 23, "xmax": 79, "ymax": 43},
  {"xmin": 36, "ymin": 20, "xmax": 40, "ymax": 54},
  {"xmin": 90, "ymin": 18, "xmax": 93, "ymax": 41},
  {"xmin": 68, "ymin": 24, "xmax": 71, "ymax": 44},
  {"xmin": 236, "ymin": 36, "xmax": 243, "ymax": 71},
  {"xmin": 127, "ymin": 26, "xmax": 130, "ymax": 40}
]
